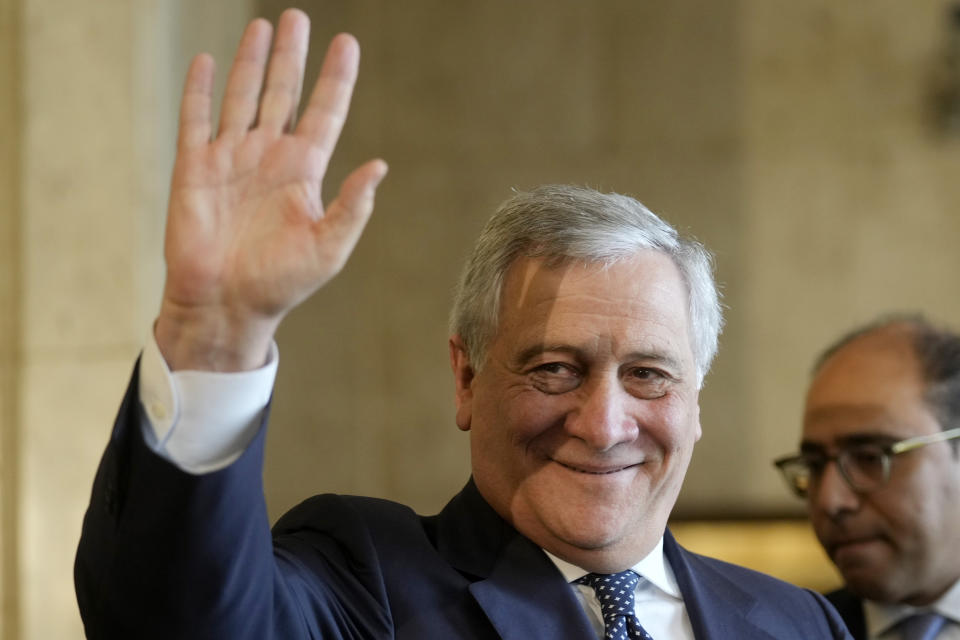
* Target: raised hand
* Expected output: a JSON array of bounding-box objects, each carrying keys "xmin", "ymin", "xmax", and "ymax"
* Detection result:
[{"xmin": 155, "ymin": 9, "xmax": 387, "ymax": 372}]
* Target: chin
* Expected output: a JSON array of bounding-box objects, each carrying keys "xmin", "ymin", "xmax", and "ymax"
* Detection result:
[
  {"xmin": 841, "ymin": 569, "xmax": 902, "ymax": 603},
  {"xmin": 846, "ymin": 580, "xmax": 900, "ymax": 603},
  {"xmin": 559, "ymin": 526, "xmax": 622, "ymax": 551},
  {"xmin": 541, "ymin": 507, "xmax": 633, "ymax": 552},
  {"xmin": 545, "ymin": 526, "xmax": 649, "ymax": 574}
]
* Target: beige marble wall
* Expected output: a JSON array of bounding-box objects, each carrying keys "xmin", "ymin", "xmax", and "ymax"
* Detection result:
[
  {"xmin": 1, "ymin": 0, "xmax": 22, "ymax": 636},
  {"xmin": 18, "ymin": 3, "xmax": 139, "ymax": 637},
  {"xmin": 11, "ymin": 1, "xmax": 253, "ymax": 638}
]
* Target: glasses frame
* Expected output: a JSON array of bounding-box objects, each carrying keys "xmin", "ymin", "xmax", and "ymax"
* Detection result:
[{"xmin": 774, "ymin": 426, "xmax": 960, "ymax": 498}]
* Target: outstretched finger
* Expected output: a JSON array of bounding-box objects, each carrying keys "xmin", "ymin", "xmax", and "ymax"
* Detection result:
[
  {"xmin": 257, "ymin": 9, "xmax": 310, "ymax": 134},
  {"xmin": 316, "ymin": 159, "xmax": 388, "ymax": 263},
  {"xmin": 178, "ymin": 53, "xmax": 215, "ymax": 150},
  {"xmin": 217, "ymin": 18, "xmax": 273, "ymax": 137},
  {"xmin": 295, "ymin": 33, "xmax": 359, "ymax": 157}
]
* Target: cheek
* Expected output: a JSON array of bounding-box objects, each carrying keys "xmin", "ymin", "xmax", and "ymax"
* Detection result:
[
  {"xmin": 899, "ymin": 470, "xmax": 960, "ymax": 547},
  {"xmin": 862, "ymin": 487, "xmax": 934, "ymax": 563},
  {"xmin": 880, "ymin": 464, "xmax": 947, "ymax": 530},
  {"xmin": 500, "ymin": 392, "xmax": 570, "ymax": 440},
  {"xmin": 644, "ymin": 398, "xmax": 700, "ymax": 451},
  {"xmin": 469, "ymin": 391, "xmax": 560, "ymax": 457},
  {"xmin": 809, "ymin": 513, "xmax": 831, "ymax": 545}
]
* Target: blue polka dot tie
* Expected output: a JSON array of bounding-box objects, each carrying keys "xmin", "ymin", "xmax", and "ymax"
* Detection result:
[{"xmin": 577, "ymin": 570, "xmax": 654, "ymax": 640}]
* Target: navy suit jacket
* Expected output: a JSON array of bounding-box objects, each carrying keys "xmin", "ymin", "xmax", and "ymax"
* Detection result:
[{"xmin": 76, "ymin": 364, "xmax": 852, "ymax": 639}]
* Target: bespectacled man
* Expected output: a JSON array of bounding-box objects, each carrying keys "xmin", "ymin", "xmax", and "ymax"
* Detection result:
[{"xmin": 775, "ymin": 315, "xmax": 960, "ymax": 640}]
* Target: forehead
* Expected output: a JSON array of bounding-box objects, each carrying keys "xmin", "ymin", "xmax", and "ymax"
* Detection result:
[
  {"xmin": 803, "ymin": 330, "xmax": 938, "ymax": 442},
  {"xmin": 494, "ymin": 252, "xmax": 694, "ymax": 362}
]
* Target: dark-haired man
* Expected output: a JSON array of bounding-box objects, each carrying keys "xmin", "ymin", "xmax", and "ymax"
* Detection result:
[{"xmin": 776, "ymin": 315, "xmax": 960, "ymax": 639}]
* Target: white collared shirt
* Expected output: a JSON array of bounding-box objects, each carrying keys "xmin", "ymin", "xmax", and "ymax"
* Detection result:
[
  {"xmin": 865, "ymin": 578, "xmax": 960, "ymax": 639},
  {"xmin": 546, "ymin": 541, "xmax": 694, "ymax": 640}
]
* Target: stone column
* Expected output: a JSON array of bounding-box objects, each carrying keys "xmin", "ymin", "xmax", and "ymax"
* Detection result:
[
  {"xmin": 1, "ymin": 0, "xmax": 23, "ymax": 636},
  {"xmin": 9, "ymin": 1, "xmax": 252, "ymax": 637}
]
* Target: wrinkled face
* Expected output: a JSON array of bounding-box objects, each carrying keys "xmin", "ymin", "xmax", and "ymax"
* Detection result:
[
  {"xmin": 802, "ymin": 329, "xmax": 960, "ymax": 605},
  {"xmin": 449, "ymin": 252, "xmax": 702, "ymax": 572}
]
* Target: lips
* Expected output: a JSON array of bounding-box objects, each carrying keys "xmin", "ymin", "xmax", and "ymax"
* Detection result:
[
  {"xmin": 826, "ymin": 535, "xmax": 886, "ymax": 562},
  {"xmin": 555, "ymin": 460, "xmax": 639, "ymax": 475},
  {"xmin": 831, "ymin": 537, "xmax": 873, "ymax": 550}
]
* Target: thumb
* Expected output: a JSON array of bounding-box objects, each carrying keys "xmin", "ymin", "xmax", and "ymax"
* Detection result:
[{"xmin": 317, "ymin": 158, "xmax": 388, "ymax": 268}]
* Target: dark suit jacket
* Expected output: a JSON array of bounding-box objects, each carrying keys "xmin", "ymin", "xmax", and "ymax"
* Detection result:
[
  {"xmin": 826, "ymin": 589, "xmax": 867, "ymax": 640},
  {"xmin": 76, "ymin": 364, "xmax": 852, "ymax": 639}
]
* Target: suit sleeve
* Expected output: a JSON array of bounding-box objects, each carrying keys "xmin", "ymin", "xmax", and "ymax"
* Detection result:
[{"xmin": 74, "ymin": 362, "xmax": 391, "ymax": 639}]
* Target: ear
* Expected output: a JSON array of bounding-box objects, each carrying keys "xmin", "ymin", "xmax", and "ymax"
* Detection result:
[
  {"xmin": 449, "ymin": 335, "xmax": 475, "ymax": 432},
  {"xmin": 693, "ymin": 400, "xmax": 702, "ymax": 443}
]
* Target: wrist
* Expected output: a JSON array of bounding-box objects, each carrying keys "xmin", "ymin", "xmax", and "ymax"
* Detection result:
[{"xmin": 154, "ymin": 298, "xmax": 279, "ymax": 372}]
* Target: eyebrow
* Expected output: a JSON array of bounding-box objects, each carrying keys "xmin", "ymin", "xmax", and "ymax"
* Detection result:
[
  {"xmin": 513, "ymin": 343, "xmax": 683, "ymax": 372},
  {"xmin": 514, "ymin": 343, "xmax": 583, "ymax": 367},
  {"xmin": 800, "ymin": 433, "xmax": 901, "ymax": 452},
  {"xmin": 623, "ymin": 351, "xmax": 684, "ymax": 372}
]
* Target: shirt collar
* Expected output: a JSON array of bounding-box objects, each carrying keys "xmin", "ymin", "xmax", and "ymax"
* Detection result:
[
  {"xmin": 544, "ymin": 536, "xmax": 683, "ymax": 600},
  {"xmin": 864, "ymin": 577, "xmax": 960, "ymax": 637}
]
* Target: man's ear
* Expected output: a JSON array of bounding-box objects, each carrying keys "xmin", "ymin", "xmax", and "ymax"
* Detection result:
[
  {"xmin": 449, "ymin": 335, "xmax": 475, "ymax": 432},
  {"xmin": 693, "ymin": 400, "xmax": 702, "ymax": 443}
]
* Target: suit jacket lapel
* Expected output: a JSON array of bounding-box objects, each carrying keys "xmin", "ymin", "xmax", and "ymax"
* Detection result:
[
  {"xmin": 664, "ymin": 530, "xmax": 778, "ymax": 640},
  {"xmin": 435, "ymin": 479, "xmax": 595, "ymax": 640},
  {"xmin": 468, "ymin": 535, "xmax": 596, "ymax": 640},
  {"xmin": 435, "ymin": 482, "xmax": 782, "ymax": 640}
]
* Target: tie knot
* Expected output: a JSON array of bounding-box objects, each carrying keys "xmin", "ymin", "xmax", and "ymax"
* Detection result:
[
  {"xmin": 576, "ymin": 571, "xmax": 653, "ymax": 640},
  {"xmin": 577, "ymin": 570, "xmax": 640, "ymax": 621},
  {"xmin": 897, "ymin": 612, "xmax": 946, "ymax": 640}
]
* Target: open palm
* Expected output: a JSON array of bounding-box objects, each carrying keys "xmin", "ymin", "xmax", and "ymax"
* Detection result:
[{"xmin": 157, "ymin": 10, "xmax": 386, "ymax": 371}]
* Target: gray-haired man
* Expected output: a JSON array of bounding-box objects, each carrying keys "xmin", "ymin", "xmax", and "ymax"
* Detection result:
[{"xmin": 76, "ymin": 8, "xmax": 850, "ymax": 640}]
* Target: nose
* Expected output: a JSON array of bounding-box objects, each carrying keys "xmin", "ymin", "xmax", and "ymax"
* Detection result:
[
  {"xmin": 809, "ymin": 459, "xmax": 861, "ymax": 520},
  {"xmin": 565, "ymin": 375, "xmax": 639, "ymax": 451}
]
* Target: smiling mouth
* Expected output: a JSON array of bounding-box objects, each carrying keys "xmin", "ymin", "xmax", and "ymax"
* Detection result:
[{"xmin": 555, "ymin": 461, "xmax": 637, "ymax": 475}]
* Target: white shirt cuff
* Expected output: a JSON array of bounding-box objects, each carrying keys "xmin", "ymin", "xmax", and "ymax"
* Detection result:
[{"xmin": 138, "ymin": 331, "xmax": 278, "ymax": 474}]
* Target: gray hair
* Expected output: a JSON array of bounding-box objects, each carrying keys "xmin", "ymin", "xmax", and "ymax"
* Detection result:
[
  {"xmin": 449, "ymin": 184, "xmax": 724, "ymax": 387},
  {"xmin": 813, "ymin": 313, "xmax": 960, "ymax": 438}
]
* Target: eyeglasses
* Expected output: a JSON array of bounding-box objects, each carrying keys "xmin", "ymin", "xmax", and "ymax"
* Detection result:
[{"xmin": 774, "ymin": 426, "xmax": 960, "ymax": 498}]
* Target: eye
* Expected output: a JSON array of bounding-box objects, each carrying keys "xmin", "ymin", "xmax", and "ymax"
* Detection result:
[
  {"xmin": 529, "ymin": 362, "xmax": 582, "ymax": 394},
  {"xmin": 844, "ymin": 446, "xmax": 886, "ymax": 475},
  {"xmin": 622, "ymin": 367, "xmax": 671, "ymax": 399},
  {"xmin": 802, "ymin": 455, "xmax": 827, "ymax": 476}
]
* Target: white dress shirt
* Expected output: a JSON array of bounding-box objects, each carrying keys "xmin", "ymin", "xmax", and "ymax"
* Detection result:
[
  {"xmin": 138, "ymin": 332, "xmax": 694, "ymax": 639},
  {"xmin": 865, "ymin": 578, "xmax": 960, "ymax": 639},
  {"xmin": 546, "ymin": 542, "xmax": 694, "ymax": 640}
]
